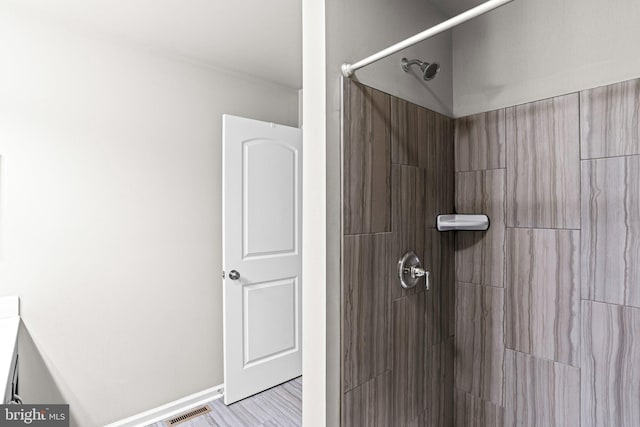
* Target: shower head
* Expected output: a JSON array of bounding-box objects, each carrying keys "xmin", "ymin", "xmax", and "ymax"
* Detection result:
[
  {"xmin": 401, "ymin": 57, "xmax": 440, "ymax": 81},
  {"xmin": 421, "ymin": 62, "xmax": 440, "ymax": 80}
]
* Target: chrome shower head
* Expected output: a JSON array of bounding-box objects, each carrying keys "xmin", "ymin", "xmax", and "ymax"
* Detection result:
[
  {"xmin": 421, "ymin": 62, "xmax": 440, "ymax": 80},
  {"xmin": 401, "ymin": 57, "xmax": 440, "ymax": 81}
]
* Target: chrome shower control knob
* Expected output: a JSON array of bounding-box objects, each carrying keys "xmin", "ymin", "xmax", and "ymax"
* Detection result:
[
  {"xmin": 398, "ymin": 251, "xmax": 431, "ymax": 290},
  {"xmin": 228, "ymin": 270, "xmax": 240, "ymax": 280},
  {"xmin": 411, "ymin": 265, "xmax": 427, "ymax": 279}
]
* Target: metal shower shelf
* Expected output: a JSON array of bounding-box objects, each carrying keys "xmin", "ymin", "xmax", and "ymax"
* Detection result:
[{"xmin": 436, "ymin": 214, "xmax": 490, "ymax": 232}]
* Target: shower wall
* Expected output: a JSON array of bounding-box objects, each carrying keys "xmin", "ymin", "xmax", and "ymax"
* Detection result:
[
  {"xmin": 454, "ymin": 77, "xmax": 640, "ymax": 427},
  {"xmin": 341, "ymin": 79, "xmax": 455, "ymax": 426}
]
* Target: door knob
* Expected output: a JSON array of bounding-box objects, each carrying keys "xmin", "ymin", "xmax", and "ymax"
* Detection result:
[{"xmin": 228, "ymin": 270, "xmax": 240, "ymax": 280}]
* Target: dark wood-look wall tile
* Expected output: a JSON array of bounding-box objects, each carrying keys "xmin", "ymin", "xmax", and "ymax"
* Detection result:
[
  {"xmin": 454, "ymin": 282, "xmax": 504, "ymax": 405},
  {"xmin": 343, "ymin": 233, "xmax": 391, "ymax": 392},
  {"xmin": 342, "ymin": 82, "xmax": 455, "ymax": 427},
  {"xmin": 392, "ymin": 293, "xmax": 427, "ymax": 426},
  {"xmin": 455, "ymin": 110, "xmax": 506, "ymax": 172},
  {"xmin": 425, "ymin": 337, "xmax": 455, "ymax": 427},
  {"xmin": 504, "ymin": 350, "xmax": 580, "ymax": 427},
  {"xmin": 343, "ymin": 80, "xmax": 391, "ymax": 234},
  {"xmin": 402, "ymin": 339, "xmax": 455, "ymax": 427},
  {"xmin": 402, "ymin": 340, "xmax": 455, "ymax": 427},
  {"xmin": 425, "ymin": 229, "xmax": 455, "ymax": 343},
  {"xmin": 582, "ymin": 301, "xmax": 640, "ymax": 427},
  {"xmin": 391, "ymin": 97, "xmax": 419, "ymax": 167},
  {"xmin": 506, "ymin": 228, "xmax": 580, "ymax": 366},
  {"xmin": 581, "ymin": 78, "xmax": 640, "ymax": 159},
  {"xmin": 417, "ymin": 106, "xmax": 434, "ymax": 170},
  {"xmin": 582, "ymin": 156, "xmax": 640, "ymax": 308},
  {"xmin": 455, "ymin": 169, "xmax": 505, "ymax": 287},
  {"xmin": 343, "ymin": 371, "xmax": 392, "ymax": 427},
  {"xmin": 405, "ymin": 411, "xmax": 429, "ymax": 427},
  {"xmin": 454, "ymin": 388, "xmax": 504, "ymax": 427},
  {"xmin": 506, "ymin": 94, "xmax": 580, "ymax": 229},
  {"xmin": 391, "ymin": 164, "xmax": 426, "ymax": 300},
  {"xmin": 424, "ymin": 111, "xmax": 455, "ymax": 222}
]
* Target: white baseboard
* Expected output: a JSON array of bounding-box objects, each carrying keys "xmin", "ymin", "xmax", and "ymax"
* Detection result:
[{"xmin": 104, "ymin": 384, "xmax": 224, "ymax": 427}]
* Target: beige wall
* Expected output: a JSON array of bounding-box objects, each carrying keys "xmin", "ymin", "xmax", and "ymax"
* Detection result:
[
  {"xmin": 0, "ymin": 4, "xmax": 298, "ymax": 426},
  {"xmin": 453, "ymin": 0, "xmax": 640, "ymax": 116}
]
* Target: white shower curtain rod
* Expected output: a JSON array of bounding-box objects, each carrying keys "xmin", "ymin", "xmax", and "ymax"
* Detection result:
[{"xmin": 341, "ymin": 0, "xmax": 514, "ymax": 78}]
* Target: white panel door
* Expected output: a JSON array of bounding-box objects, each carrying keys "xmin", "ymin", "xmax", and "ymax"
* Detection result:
[{"xmin": 222, "ymin": 114, "xmax": 302, "ymax": 405}]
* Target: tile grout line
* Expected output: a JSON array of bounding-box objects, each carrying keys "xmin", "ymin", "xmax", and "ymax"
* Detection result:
[
  {"xmin": 580, "ymin": 298, "xmax": 640, "ymax": 311},
  {"xmin": 504, "ymin": 347, "xmax": 580, "ymax": 370}
]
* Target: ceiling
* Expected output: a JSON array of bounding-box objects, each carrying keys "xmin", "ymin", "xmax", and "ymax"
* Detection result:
[{"xmin": 12, "ymin": 0, "xmax": 302, "ymax": 89}]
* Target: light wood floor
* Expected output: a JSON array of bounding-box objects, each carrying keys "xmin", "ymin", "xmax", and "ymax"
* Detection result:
[{"xmin": 148, "ymin": 376, "xmax": 302, "ymax": 427}]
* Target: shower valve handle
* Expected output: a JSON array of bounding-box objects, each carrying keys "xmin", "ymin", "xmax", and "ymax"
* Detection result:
[
  {"xmin": 398, "ymin": 251, "xmax": 431, "ymax": 290},
  {"xmin": 408, "ymin": 267, "xmax": 430, "ymax": 291},
  {"xmin": 410, "ymin": 265, "xmax": 426, "ymax": 278}
]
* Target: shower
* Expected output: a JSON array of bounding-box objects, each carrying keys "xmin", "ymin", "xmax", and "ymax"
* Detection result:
[{"xmin": 400, "ymin": 57, "xmax": 440, "ymax": 80}]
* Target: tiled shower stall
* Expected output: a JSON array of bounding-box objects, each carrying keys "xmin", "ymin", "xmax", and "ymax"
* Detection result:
[{"xmin": 340, "ymin": 78, "xmax": 640, "ymax": 426}]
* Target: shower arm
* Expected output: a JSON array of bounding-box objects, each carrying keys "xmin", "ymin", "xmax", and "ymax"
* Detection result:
[
  {"xmin": 400, "ymin": 58, "xmax": 425, "ymax": 72},
  {"xmin": 340, "ymin": 0, "xmax": 514, "ymax": 78}
]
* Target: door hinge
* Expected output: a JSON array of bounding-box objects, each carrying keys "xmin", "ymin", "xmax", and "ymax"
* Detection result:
[{"xmin": 222, "ymin": 270, "xmax": 225, "ymax": 279}]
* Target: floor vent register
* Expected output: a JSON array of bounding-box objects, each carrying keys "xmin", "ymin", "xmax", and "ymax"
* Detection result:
[{"xmin": 165, "ymin": 405, "xmax": 211, "ymax": 426}]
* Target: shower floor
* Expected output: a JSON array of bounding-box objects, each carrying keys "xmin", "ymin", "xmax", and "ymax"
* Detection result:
[{"xmin": 147, "ymin": 376, "xmax": 302, "ymax": 427}]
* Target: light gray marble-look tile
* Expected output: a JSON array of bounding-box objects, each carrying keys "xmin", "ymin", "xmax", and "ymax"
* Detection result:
[
  {"xmin": 455, "ymin": 169, "xmax": 505, "ymax": 288},
  {"xmin": 343, "ymin": 80, "xmax": 391, "ymax": 234},
  {"xmin": 455, "ymin": 109, "xmax": 506, "ymax": 172},
  {"xmin": 343, "ymin": 233, "xmax": 391, "ymax": 391},
  {"xmin": 455, "ymin": 282, "xmax": 504, "ymax": 405},
  {"xmin": 506, "ymin": 228, "xmax": 580, "ymax": 366},
  {"xmin": 454, "ymin": 388, "xmax": 504, "ymax": 427},
  {"xmin": 257, "ymin": 417, "xmax": 298, "ymax": 427},
  {"xmin": 253, "ymin": 379, "xmax": 302, "ymax": 424},
  {"xmin": 149, "ymin": 413, "xmax": 217, "ymax": 427},
  {"xmin": 582, "ymin": 155, "xmax": 640, "ymax": 308},
  {"xmin": 162, "ymin": 378, "xmax": 301, "ymax": 427},
  {"xmin": 582, "ymin": 301, "xmax": 640, "ymax": 427},
  {"xmin": 581, "ymin": 78, "xmax": 640, "ymax": 159},
  {"xmin": 343, "ymin": 371, "xmax": 391, "ymax": 427},
  {"xmin": 193, "ymin": 404, "xmax": 257, "ymax": 427},
  {"xmin": 504, "ymin": 350, "xmax": 580, "ymax": 427},
  {"xmin": 506, "ymin": 94, "xmax": 580, "ymax": 229}
]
